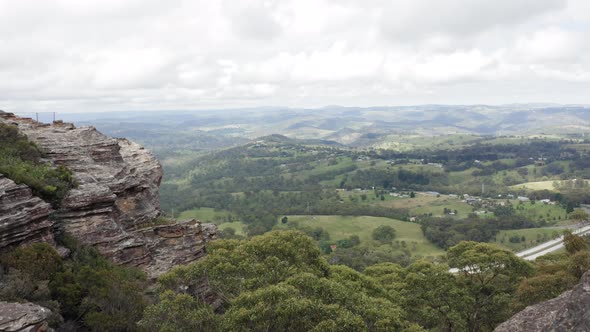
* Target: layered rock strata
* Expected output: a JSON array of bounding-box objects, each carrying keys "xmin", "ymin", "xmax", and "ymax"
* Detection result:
[
  {"xmin": 0, "ymin": 175, "xmax": 54, "ymax": 249},
  {"xmin": 0, "ymin": 112, "xmax": 216, "ymax": 279}
]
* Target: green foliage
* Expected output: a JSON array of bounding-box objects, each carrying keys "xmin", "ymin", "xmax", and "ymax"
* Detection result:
[
  {"xmin": 328, "ymin": 247, "xmax": 412, "ymax": 271},
  {"xmin": 0, "ymin": 244, "xmax": 63, "ymax": 325},
  {"xmin": 49, "ymin": 239, "xmax": 148, "ymax": 331},
  {"xmin": 421, "ymin": 215, "xmax": 535, "ymax": 250},
  {"xmin": 515, "ymin": 271, "xmax": 576, "ymax": 309},
  {"xmin": 569, "ymin": 208, "xmax": 589, "ymax": 222},
  {"xmin": 349, "ymin": 234, "xmax": 361, "ymax": 246},
  {"xmin": 563, "ymin": 230, "xmax": 588, "ymax": 254},
  {"xmin": 218, "ymin": 227, "xmax": 240, "ymax": 239},
  {"xmin": 138, "ymin": 290, "xmax": 217, "ymax": 332},
  {"xmin": 222, "ymin": 282, "xmax": 369, "ymax": 332},
  {"xmin": 158, "ymin": 231, "xmax": 329, "ymax": 299},
  {"xmin": 280, "ymin": 215, "xmax": 443, "ymax": 266},
  {"xmin": 447, "ymin": 242, "xmax": 534, "ymax": 331},
  {"xmin": 0, "ymin": 268, "xmax": 37, "ymax": 302},
  {"xmin": 0, "ymin": 243, "xmax": 63, "ymax": 326},
  {"xmin": 0, "ymin": 123, "xmax": 75, "ymax": 206},
  {"xmin": 402, "ymin": 261, "xmax": 468, "ymax": 330},
  {"xmin": 365, "ymin": 245, "xmax": 536, "ymax": 332},
  {"xmin": 284, "ymin": 221, "xmax": 331, "ymax": 242},
  {"xmin": 0, "ymin": 123, "xmax": 41, "ymax": 162},
  {"xmin": 514, "ymin": 247, "xmax": 590, "ymax": 310},
  {"xmin": 528, "ymin": 246, "xmax": 590, "ymax": 288},
  {"xmin": 135, "ymin": 216, "xmax": 175, "ymax": 228},
  {"xmin": 372, "ymin": 225, "xmax": 396, "ymax": 244},
  {"xmin": 146, "ymin": 231, "xmax": 415, "ymax": 331},
  {"xmin": 368, "ymin": 260, "xmax": 469, "ymax": 331},
  {"xmin": 567, "ymin": 251, "xmax": 590, "ymax": 279},
  {"xmin": 0, "ymin": 243, "xmax": 63, "ymax": 281},
  {"xmin": 0, "ymin": 243, "xmax": 66, "ymax": 327}
]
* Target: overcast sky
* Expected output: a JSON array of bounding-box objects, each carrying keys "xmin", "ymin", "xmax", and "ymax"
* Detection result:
[{"xmin": 1, "ymin": 0, "xmax": 589, "ymax": 112}]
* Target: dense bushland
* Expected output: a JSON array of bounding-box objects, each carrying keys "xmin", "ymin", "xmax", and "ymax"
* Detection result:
[
  {"xmin": 0, "ymin": 236, "xmax": 147, "ymax": 331},
  {"xmin": 2, "ymin": 230, "xmax": 589, "ymax": 331},
  {"xmin": 139, "ymin": 230, "xmax": 590, "ymax": 332}
]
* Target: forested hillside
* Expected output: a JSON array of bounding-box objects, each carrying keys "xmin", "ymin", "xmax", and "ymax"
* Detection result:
[{"xmin": 4, "ymin": 111, "xmax": 590, "ymax": 331}]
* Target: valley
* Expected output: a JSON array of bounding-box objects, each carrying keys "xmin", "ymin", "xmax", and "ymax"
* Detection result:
[
  {"xmin": 4, "ymin": 1, "xmax": 590, "ymax": 329},
  {"xmin": 4, "ymin": 106, "xmax": 590, "ymax": 331},
  {"xmin": 56, "ymin": 106, "xmax": 590, "ymax": 267}
]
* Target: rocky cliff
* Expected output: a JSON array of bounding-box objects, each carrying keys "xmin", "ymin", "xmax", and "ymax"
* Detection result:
[
  {"xmin": 0, "ymin": 175, "xmax": 54, "ymax": 249},
  {"xmin": 495, "ymin": 271, "xmax": 590, "ymax": 331},
  {"xmin": 0, "ymin": 111, "xmax": 216, "ymax": 279},
  {"xmin": 0, "ymin": 301, "xmax": 53, "ymax": 332}
]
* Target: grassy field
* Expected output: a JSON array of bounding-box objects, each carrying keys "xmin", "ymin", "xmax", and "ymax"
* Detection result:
[
  {"xmin": 378, "ymin": 193, "xmax": 474, "ymax": 218},
  {"xmin": 177, "ymin": 207, "xmax": 234, "ymax": 223},
  {"xmin": 494, "ymin": 227, "xmax": 569, "ymax": 251},
  {"xmin": 373, "ymin": 134, "xmax": 483, "ymax": 151},
  {"xmin": 512, "ymin": 200, "xmax": 568, "ymax": 224},
  {"xmin": 337, "ymin": 190, "xmax": 402, "ymax": 204},
  {"xmin": 277, "ymin": 215, "xmax": 444, "ymax": 257},
  {"xmin": 510, "ymin": 180, "xmax": 558, "ymax": 191}
]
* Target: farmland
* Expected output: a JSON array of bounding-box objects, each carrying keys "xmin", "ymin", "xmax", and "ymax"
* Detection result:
[
  {"xmin": 162, "ymin": 130, "xmax": 590, "ymax": 269},
  {"xmin": 177, "ymin": 207, "xmax": 235, "ymax": 223},
  {"xmin": 276, "ymin": 215, "xmax": 445, "ymax": 257}
]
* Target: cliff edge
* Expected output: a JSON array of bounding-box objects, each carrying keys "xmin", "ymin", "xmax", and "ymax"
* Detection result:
[{"xmin": 0, "ymin": 111, "xmax": 216, "ymax": 279}]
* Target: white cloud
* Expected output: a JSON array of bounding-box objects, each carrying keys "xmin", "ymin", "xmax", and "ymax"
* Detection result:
[
  {"xmin": 91, "ymin": 48, "xmax": 173, "ymax": 88},
  {"xmin": 0, "ymin": 0, "xmax": 589, "ymax": 112},
  {"xmin": 405, "ymin": 50, "xmax": 496, "ymax": 84},
  {"xmin": 514, "ymin": 27, "xmax": 583, "ymax": 63},
  {"xmin": 378, "ymin": 0, "xmax": 566, "ymax": 41},
  {"xmin": 222, "ymin": 0, "xmax": 282, "ymax": 40}
]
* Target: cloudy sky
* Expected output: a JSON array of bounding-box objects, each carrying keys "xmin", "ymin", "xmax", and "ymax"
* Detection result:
[{"xmin": 1, "ymin": 0, "xmax": 589, "ymax": 112}]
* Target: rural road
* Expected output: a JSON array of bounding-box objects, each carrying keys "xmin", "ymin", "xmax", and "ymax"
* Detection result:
[
  {"xmin": 450, "ymin": 224, "xmax": 590, "ymax": 273},
  {"xmin": 517, "ymin": 224, "xmax": 590, "ymax": 261}
]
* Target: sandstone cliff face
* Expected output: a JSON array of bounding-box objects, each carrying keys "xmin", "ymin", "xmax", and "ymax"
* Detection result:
[
  {"xmin": 0, "ymin": 175, "xmax": 54, "ymax": 249},
  {"xmin": 495, "ymin": 271, "xmax": 590, "ymax": 332},
  {"xmin": 0, "ymin": 112, "xmax": 216, "ymax": 279},
  {"xmin": 0, "ymin": 301, "xmax": 52, "ymax": 332}
]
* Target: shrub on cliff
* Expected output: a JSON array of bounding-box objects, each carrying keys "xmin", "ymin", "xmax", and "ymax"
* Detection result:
[
  {"xmin": 0, "ymin": 123, "xmax": 41, "ymax": 162},
  {"xmin": 0, "ymin": 242, "xmax": 63, "ymax": 281},
  {"xmin": 0, "ymin": 243, "xmax": 65, "ymax": 326},
  {"xmin": 50, "ymin": 237, "xmax": 148, "ymax": 331},
  {"xmin": 0, "ymin": 123, "xmax": 76, "ymax": 206},
  {"xmin": 0, "ymin": 237, "xmax": 148, "ymax": 331}
]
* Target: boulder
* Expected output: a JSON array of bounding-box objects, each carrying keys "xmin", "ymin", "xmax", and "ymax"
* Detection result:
[{"xmin": 495, "ymin": 271, "xmax": 590, "ymax": 331}]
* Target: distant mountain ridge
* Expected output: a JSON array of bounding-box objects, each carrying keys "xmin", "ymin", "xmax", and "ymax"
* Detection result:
[{"xmin": 51, "ymin": 104, "xmax": 590, "ymax": 153}]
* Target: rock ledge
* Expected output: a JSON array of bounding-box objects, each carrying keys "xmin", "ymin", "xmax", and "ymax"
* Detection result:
[
  {"xmin": 0, "ymin": 301, "xmax": 52, "ymax": 332},
  {"xmin": 0, "ymin": 112, "xmax": 216, "ymax": 279}
]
